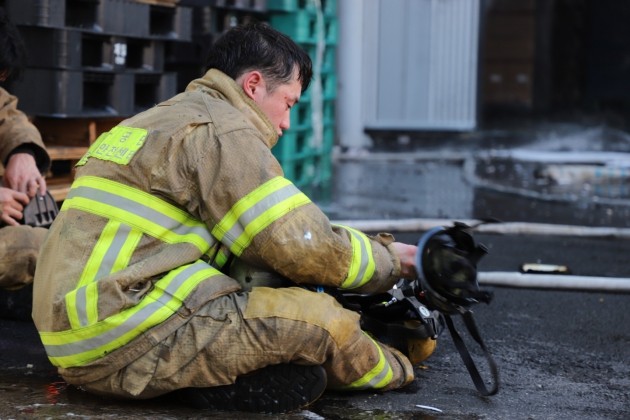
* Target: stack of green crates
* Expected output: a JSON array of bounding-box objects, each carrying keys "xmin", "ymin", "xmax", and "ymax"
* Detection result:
[{"xmin": 267, "ymin": 0, "xmax": 337, "ymax": 190}]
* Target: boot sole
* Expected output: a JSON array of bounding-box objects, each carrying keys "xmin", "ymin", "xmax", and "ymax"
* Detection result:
[{"xmin": 178, "ymin": 363, "xmax": 327, "ymax": 413}]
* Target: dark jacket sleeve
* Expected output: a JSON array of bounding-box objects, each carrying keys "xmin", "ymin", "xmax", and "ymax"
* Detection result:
[{"xmin": 0, "ymin": 87, "xmax": 51, "ymax": 174}]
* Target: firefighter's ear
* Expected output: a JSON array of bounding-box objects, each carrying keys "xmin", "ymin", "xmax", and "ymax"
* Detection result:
[{"xmin": 238, "ymin": 70, "xmax": 265, "ymax": 101}]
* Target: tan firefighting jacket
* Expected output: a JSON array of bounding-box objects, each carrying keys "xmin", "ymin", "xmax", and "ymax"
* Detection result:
[
  {"xmin": 0, "ymin": 87, "xmax": 49, "ymax": 173},
  {"xmin": 32, "ymin": 69, "xmax": 402, "ymax": 375}
]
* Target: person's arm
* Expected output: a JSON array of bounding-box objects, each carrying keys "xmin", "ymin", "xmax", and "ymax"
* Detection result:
[
  {"xmin": 0, "ymin": 186, "xmax": 29, "ymax": 226},
  {"xmin": 188, "ymin": 127, "xmax": 412, "ymax": 295},
  {"xmin": 391, "ymin": 241, "xmax": 419, "ymax": 279},
  {"xmin": 4, "ymin": 151, "xmax": 47, "ymax": 197},
  {"xmin": 0, "ymin": 88, "xmax": 51, "ymax": 196}
]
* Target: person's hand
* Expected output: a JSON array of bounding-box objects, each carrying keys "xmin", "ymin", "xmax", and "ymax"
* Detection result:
[
  {"xmin": 391, "ymin": 241, "xmax": 418, "ymax": 279},
  {"xmin": 3, "ymin": 152, "xmax": 47, "ymax": 198},
  {"xmin": 0, "ymin": 186, "xmax": 29, "ymax": 226}
]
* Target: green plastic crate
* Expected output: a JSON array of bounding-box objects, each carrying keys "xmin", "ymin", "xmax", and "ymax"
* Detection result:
[
  {"xmin": 273, "ymin": 123, "xmax": 334, "ymax": 161},
  {"xmin": 267, "ymin": 0, "xmax": 337, "ymax": 16},
  {"xmin": 281, "ymin": 153, "xmax": 333, "ymax": 188},
  {"xmin": 300, "ymin": 72, "xmax": 336, "ymax": 102},
  {"xmin": 301, "ymin": 43, "xmax": 336, "ymax": 74},
  {"xmin": 289, "ymin": 99, "xmax": 336, "ymax": 130},
  {"xmin": 273, "ymin": 128, "xmax": 312, "ymax": 161},
  {"xmin": 270, "ymin": 11, "xmax": 338, "ymax": 44}
]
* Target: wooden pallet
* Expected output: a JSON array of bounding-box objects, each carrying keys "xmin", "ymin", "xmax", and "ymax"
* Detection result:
[{"xmin": 33, "ymin": 117, "xmax": 125, "ymax": 202}]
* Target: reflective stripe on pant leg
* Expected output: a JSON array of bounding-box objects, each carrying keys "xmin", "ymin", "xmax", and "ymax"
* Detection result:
[
  {"xmin": 74, "ymin": 287, "xmax": 413, "ymax": 399},
  {"xmin": 243, "ymin": 287, "xmax": 412, "ymax": 391}
]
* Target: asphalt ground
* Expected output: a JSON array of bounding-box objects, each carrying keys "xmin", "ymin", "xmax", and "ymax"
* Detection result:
[
  {"xmin": 0, "ymin": 231, "xmax": 628, "ymax": 419},
  {"xmin": 1, "ymin": 130, "xmax": 630, "ymax": 418}
]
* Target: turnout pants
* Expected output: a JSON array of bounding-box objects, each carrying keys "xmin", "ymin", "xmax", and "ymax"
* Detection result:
[
  {"xmin": 0, "ymin": 225, "xmax": 48, "ymax": 290},
  {"xmin": 66, "ymin": 287, "xmax": 415, "ymax": 399}
]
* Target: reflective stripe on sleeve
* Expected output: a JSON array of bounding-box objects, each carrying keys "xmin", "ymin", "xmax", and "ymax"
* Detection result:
[
  {"xmin": 62, "ymin": 176, "xmax": 215, "ymax": 253},
  {"xmin": 212, "ymin": 177, "xmax": 311, "ymax": 256},
  {"xmin": 40, "ymin": 261, "xmax": 222, "ymax": 368},
  {"xmin": 336, "ymin": 225, "xmax": 376, "ymax": 289}
]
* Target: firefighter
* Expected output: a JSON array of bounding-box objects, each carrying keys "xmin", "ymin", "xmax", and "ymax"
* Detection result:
[
  {"xmin": 0, "ymin": 7, "xmax": 50, "ymax": 293},
  {"xmin": 32, "ymin": 22, "xmax": 433, "ymax": 413}
]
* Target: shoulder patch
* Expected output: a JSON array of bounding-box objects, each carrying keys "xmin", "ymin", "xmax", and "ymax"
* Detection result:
[{"xmin": 76, "ymin": 126, "xmax": 148, "ymax": 167}]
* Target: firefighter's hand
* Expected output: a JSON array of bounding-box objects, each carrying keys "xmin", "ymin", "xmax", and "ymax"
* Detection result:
[
  {"xmin": 392, "ymin": 241, "xmax": 418, "ymax": 279},
  {"xmin": 3, "ymin": 153, "xmax": 47, "ymax": 198},
  {"xmin": 0, "ymin": 186, "xmax": 29, "ymax": 226}
]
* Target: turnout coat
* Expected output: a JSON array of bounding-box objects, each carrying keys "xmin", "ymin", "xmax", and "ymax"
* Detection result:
[{"xmin": 33, "ymin": 70, "xmax": 406, "ymax": 391}]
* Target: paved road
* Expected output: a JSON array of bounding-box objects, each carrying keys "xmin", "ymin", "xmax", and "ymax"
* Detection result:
[
  {"xmin": 1, "ymin": 141, "xmax": 629, "ymax": 418},
  {"xmin": 1, "ymin": 232, "xmax": 628, "ymax": 419}
]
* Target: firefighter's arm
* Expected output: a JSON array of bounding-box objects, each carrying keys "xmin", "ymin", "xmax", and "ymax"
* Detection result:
[
  {"xmin": 0, "ymin": 186, "xmax": 28, "ymax": 226},
  {"xmin": 4, "ymin": 151, "xmax": 47, "ymax": 197},
  {"xmin": 391, "ymin": 241, "xmax": 418, "ymax": 279},
  {"xmin": 0, "ymin": 88, "xmax": 51, "ymax": 177}
]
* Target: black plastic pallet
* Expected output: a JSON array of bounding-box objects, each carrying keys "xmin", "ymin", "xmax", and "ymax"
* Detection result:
[
  {"xmin": 19, "ymin": 26, "xmax": 165, "ymax": 72},
  {"xmin": 10, "ymin": 68, "xmax": 176, "ymax": 118},
  {"xmin": 6, "ymin": 0, "xmax": 192, "ymax": 40}
]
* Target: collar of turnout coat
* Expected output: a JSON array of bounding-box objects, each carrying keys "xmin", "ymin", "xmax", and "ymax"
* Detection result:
[{"xmin": 185, "ymin": 69, "xmax": 279, "ymax": 149}]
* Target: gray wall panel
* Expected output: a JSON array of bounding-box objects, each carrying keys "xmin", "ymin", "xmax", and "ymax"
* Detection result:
[{"xmin": 364, "ymin": 0, "xmax": 480, "ymax": 131}]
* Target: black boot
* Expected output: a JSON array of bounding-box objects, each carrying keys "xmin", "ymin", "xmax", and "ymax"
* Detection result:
[
  {"xmin": 0, "ymin": 284, "xmax": 33, "ymax": 321},
  {"xmin": 177, "ymin": 363, "xmax": 327, "ymax": 413}
]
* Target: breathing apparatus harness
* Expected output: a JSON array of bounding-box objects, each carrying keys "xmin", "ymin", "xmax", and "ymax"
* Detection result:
[
  {"xmin": 21, "ymin": 191, "xmax": 59, "ymax": 228},
  {"xmin": 332, "ymin": 222, "xmax": 499, "ymax": 396}
]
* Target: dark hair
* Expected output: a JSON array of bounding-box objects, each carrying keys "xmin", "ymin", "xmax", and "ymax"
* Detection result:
[
  {"xmin": 0, "ymin": 7, "xmax": 26, "ymax": 82},
  {"xmin": 206, "ymin": 21, "xmax": 312, "ymax": 94}
]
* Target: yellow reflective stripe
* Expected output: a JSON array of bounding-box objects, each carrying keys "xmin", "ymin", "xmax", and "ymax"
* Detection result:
[
  {"xmin": 78, "ymin": 220, "xmax": 121, "ymax": 287},
  {"xmin": 41, "ymin": 261, "xmax": 221, "ymax": 367},
  {"xmin": 62, "ymin": 176, "xmax": 214, "ymax": 253},
  {"xmin": 343, "ymin": 334, "xmax": 394, "ymax": 390},
  {"xmin": 113, "ymin": 228, "xmax": 142, "ymax": 273},
  {"xmin": 64, "ymin": 289, "xmax": 81, "ymax": 331},
  {"xmin": 212, "ymin": 177, "xmax": 311, "ymax": 256},
  {"xmin": 214, "ymin": 246, "xmax": 230, "ymax": 269},
  {"xmin": 65, "ymin": 282, "xmax": 102, "ymax": 332},
  {"xmin": 214, "ymin": 178, "xmax": 293, "ymax": 241},
  {"xmin": 67, "ymin": 221, "xmax": 142, "ymax": 329},
  {"xmin": 232, "ymin": 193, "xmax": 310, "ymax": 255},
  {"xmin": 337, "ymin": 225, "xmax": 376, "ymax": 289},
  {"xmin": 67, "ymin": 220, "xmax": 121, "ymax": 329},
  {"xmin": 84, "ymin": 282, "xmax": 100, "ymax": 328}
]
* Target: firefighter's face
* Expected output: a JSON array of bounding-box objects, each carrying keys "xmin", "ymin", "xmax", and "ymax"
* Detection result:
[{"xmin": 239, "ymin": 69, "xmax": 301, "ymax": 137}]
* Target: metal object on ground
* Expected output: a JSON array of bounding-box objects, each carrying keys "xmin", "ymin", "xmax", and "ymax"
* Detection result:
[{"xmin": 520, "ymin": 263, "xmax": 571, "ymax": 274}]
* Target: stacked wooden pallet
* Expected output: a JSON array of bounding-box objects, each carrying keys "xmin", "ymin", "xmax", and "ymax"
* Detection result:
[
  {"xmin": 8, "ymin": 0, "xmax": 338, "ymax": 202},
  {"xmin": 6, "ymin": 0, "xmax": 194, "ymax": 201}
]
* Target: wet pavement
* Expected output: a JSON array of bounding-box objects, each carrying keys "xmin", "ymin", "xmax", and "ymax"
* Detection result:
[{"xmin": 1, "ymin": 121, "xmax": 630, "ymax": 419}]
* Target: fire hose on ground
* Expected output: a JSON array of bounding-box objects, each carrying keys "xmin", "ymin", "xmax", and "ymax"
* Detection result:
[{"xmin": 478, "ymin": 272, "xmax": 630, "ymax": 293}]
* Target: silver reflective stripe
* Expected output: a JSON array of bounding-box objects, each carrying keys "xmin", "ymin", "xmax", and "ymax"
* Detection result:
[
  {"xmin": 221, "ymin": 183, "xmax": 300, "ymax": 250},
  {"xmin": 358, "ymin": 359, "xmax": 392, "ymax": 389},
  {"xmin": 44, "ymin": 262, "xmax": 210, "ymax": 359},
  {"xmin": 95, "ymin": 223, "xmax": 132, "ymax": 280},
  {"xmin": 67, "ymin": 185, "xmax": 214, "ymax": 247},
  {"xmin": 337, "ymin": 226, "xmax": 374, "ymax": 290},
  {"xmin": 75, "ymin": 286, "xmax": 89, "ymax": 329},
  {"xmin": 347, "ymin": 229, "xmax": 370, "ymax": 288},
  {"xmin": 74, "ymin": 224, "xmax": 133, "ymax": 327},
  {"xmin": 343, "ymin": 335, "xmax": 394, "ymax": 390}
]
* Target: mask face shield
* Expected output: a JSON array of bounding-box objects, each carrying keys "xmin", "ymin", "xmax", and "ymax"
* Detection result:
[{"xmin": 415, "ymin": 224, "xmax": 492, "ymax": 314}]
